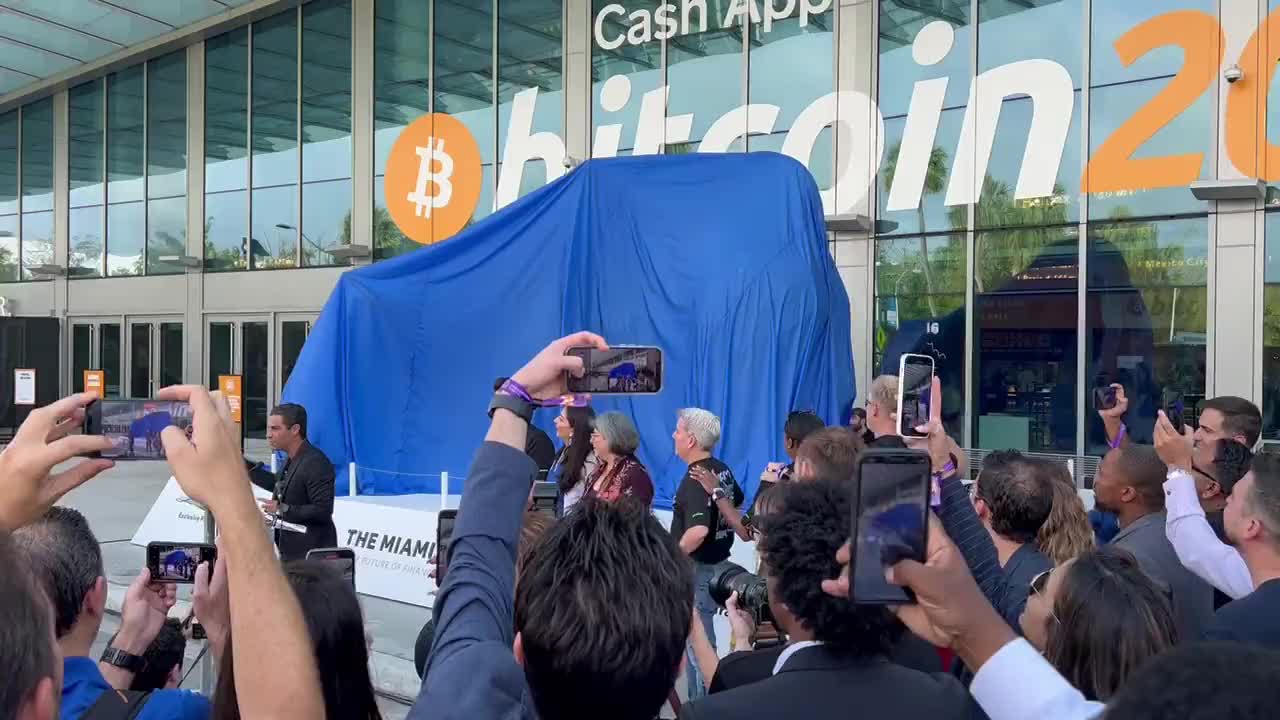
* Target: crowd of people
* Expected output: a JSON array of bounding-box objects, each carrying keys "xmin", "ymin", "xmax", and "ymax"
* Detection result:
[{"xmin": 5, "ymin": 331, "xmax": 1280, "ymax": 720}]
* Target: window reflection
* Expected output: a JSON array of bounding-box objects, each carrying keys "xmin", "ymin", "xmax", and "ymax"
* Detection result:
[
  {"xmin": 667, "ymin": 6, "xmax": 742, "ymax": 153},
  {"xmin": 0, "ymin": 112, "xmax": 16, "ymax": 218},
  {"xmin": 69, "ymin": 207, "xmax": 104, "ymax": 278},
  {"xmin": 21, "ymin": 100, "xmax": 53, "ymax": 280},
  {"xmin": 250, "ymin": 185, "xmax": 298, "ymax": 269},
  {"xmin": 497, "ymin": 0, "xmax": 563, "ymax": 200},
  {"xmin": 148, "ymin": 51, "xmax": 187, "ymax": 275},
  {"xmin": 978, "ymin": 94, "xmax": 1082, "ymax": 227},
  {"xmin": 301, "ymin": 179, "xmax": 352, "ymax": 266},
  {"xmin": 302, "ymin": 0, "xmax": 353, "ymax": 267},
  {"xmin": 374, "ymin": 0, "xmax": 428, "ymax": 258},
  {"xmin": 70, "ymin": 80, "xmax": 106, "ymax": 278},
  {"xmin": 21, "ymin": 212, "xmax": 53, "ymax": 279},
  {"xmin": 591, "ymin": 0, "xmax": 661, "ymax": 157},
  {"xmin": 107, "ymin": 203, "xmax": 144, "ymax": 276},
  {"xmin": 1265, "ymin": 212, "xmax": 1280, "ymax": 439},
  {"xmin": 973, "ymin": 226, "xmax": 1079, "ymax": 453},
  {"xmin": 878, "ymin": 0, "xmax": 971, "ymax": 118},
  {"xmin": 1085, "ymin": 217, "xmax": 1208, "ymax": 454},
  {"xmin": 435, "ymin": 0, "xmax": 495, "ymax": 221},
  {"xmin": 107, "ymin": 68, "xmax": 145, "ymax": 205},
  {"xmin": 373, "ymin": 176, "xmax": 414, "ymax": 260},
  {"xmin": 874, "ymin": 234, "xmax": 967, "ymax": 438},
  {"xmin": 205, "ymin": 191, "xmax": 248, "ymax": 271},
  {"xmin": 979, "ymin": 0, "xmax": 1082, "ymax": 80},
  {"xmin": 252, "ymin": 11, "xmax": 299, "ymax": 189},
  {"xmin": 147, "ymin": 196, "xmax": 187, "ymax": 274},
  {"xmin": 879, "ymin": 109, "xmax": 965, "ymax": 235},
  {"xmin": 1091, "ymin": 1, "xmax": 1216, "ymax": 87},
  {"xmin": 206, "ymin": 28, "xmax": 249, "ymax": 195},
  {"xmin": 0, "ymin": 215, "xmax": 19, "ymax": 282}
]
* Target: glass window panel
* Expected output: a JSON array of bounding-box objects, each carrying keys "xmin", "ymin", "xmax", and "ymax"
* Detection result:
[
  {"xmin": 160, "ymin": 322, "xmax": 183, "ymax": 390},
  {"xmin": 69, "ymin": 81, "xmax": 105, "ymax": 208},
  {"xmin": 107, "ymin": 67, "xmax": 145, "ymax": 204},
  {"xmin": 106, "ymin": 202, "xmax": 144, "ymax": 277},
  {"xmin": 0, "ymin": 112, "xmax": 16, "ymax": 215},
  {"xmin": 252, "ymin": 11, "xmax": 299, "ymax": 188},
  {"xmin": 879, "ymin": 109, "xmax": 965, "ymax": 235},
  {"xmin": 148, "ymin": 51, "xmax": 187, "ymax": 199},
  {"xmin": 3, "ymin": 0, "xmax": 167, "ymax": 46},
  {"xmin": 1088, "ymin": 79, "xmax": 1211, "ymax": 220},
  {"xmin": 115, "ymin": 0, "xmax": 228, "ymax": 27},
  {"xmin": 1086, "ymin": 217, "xmax": 1208, "ymax": 454},
  {"xmin": 73, "ymin": 325, "xmax": 92, "ymax": 392},
  {"xmin": 102, "ymin": 324, "xmax": 122, "ymax": 398},
  {"xmin": 750, "ymin": 127, "xmax": 833, "ymax": 195},
  {"xmin": 591, "ymin": 0, "xmax": 661, "ymax": 157},
  {"xmin": 666, "ymin": 7, "xmax": 742, "ymax": 153},
  {"xmin": 373, "ymin": 175, "xmax": 415, "ymax": 260},
  {"xmin": 979, "ymin": 0, "xmax": 1082, "ymax": 83},
  {"xmin": 1266, "ymin": 212, "xmax": 1280, "ymax": 439},
  {"xmin": 1091, "ymin": 1, "xmax": 1217, "ymax": 87},
  {"xmin": 0, "ymin": 214, "xmax": 18, "ymax": 282},
  {"xmin": 130, "ymin": 323, "xmax": 151, "ymax": 398},
  {"xmin": 749, "ymin": 2, "xmax": 833, "ymax": 165},
  {"xmin": 0, "ymin": 9, "xmax": 118, "ymax": 60},
  {"xmin": 435, "ymin": 1, "xmax": 495, "ymax": 164},
  {"xmin": 280, "ymin": 321, "xmax": 310, "ymax": 389},
  {"xmin": 301, "ymin": 178, "xmax": 353, "ymax": 267},
  {"xmin": 243, "ymin": 322, "xmax": 270, "ymax": 438},
  {"xmin": 69, "ymin": 206, "xmax": 104, "ymax": 278},
  {"xmin": 977, "ymin": 93, "xmax": 1082, "ymax": 227},
  {"xmin": 874, "ymin": 234, "xmax": 968, "ymax": 438},
  {"xmin": 208, "ymin": 323, "xmax": 233, "ymax": 390},
  {"xmin": 879, "ymin": 0, "xmax": 971, "ymax": 118},
  {"xmin": 250, "ymin": 185, "xmax": 298, "ymax": 269},
  {"xmin": 302, "ymin": 0, "xmax": 352, "ymax": 184},
  {"xmin": 21, "ymin": 99, "xmax": 54, "ymax": 213},
  {"xmin": 147, "ymin": 196, "xmax": 187, "ymax": 275},
  {"xmin": 206, "ymin": 28, "xmax": 250, "ymax": 194},
  {"xmin": 20, "ymin": 210, "xmax": 52, "ymax": 280},
  {"xmin": 496, "ymin": 0, "xmax": 562, "ymax": 199},
  {"xmin": 474, "ymin": 164, "xmax": 495, "ymax": 222},
  {"xmin": 973, "ymin": 226, "xmax": 1080, "ymax": 453},
  {"xmin": 204, "ymin": 190, "xmax": 248, "ymax": 271},
  {"xmin": 374, "ymin": 0, "xmax": 430, "ymax": 176}
]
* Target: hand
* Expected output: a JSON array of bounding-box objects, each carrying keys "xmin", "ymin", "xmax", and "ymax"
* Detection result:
[
  {"xmin": 1099, "ymin": 384, "xmax": 1129, "ymax": 420},
  {"xmin": 1154, "ymin": 410, "xmax": 1194, "ymax": 472},
  {"xmin": 114, "ymin": 568, "xmax": 177, "ymax": 654},
  {"xmin": 690, "ymin": 465, "xmax": 720, "ymax": 496},
  {"xmin": 509, "ymin": 331, "xmax": 609, "ymax": 401},
  {"xmin": 759, "ymin": 462, "xmax": 784, "ymax": 485},
  {"xmin": 193, "ymin": 540, "xmax": 230, "ymax": 657},
  {"xmin": 0, "ymin": 393, "xmax": 114, "ymax": 531},
  {"xmin": 904, "ymin": 377, "xmax": 953, "ymax": 473},
  {"xmin": 260, "ymin": 499, "xmax": 279, "ymax": 514},
  {"xmin": 159, "ymin": 386, "xmax": 253, "ymax": 516},
  {"xmin": 726, "ymin": 591, "xmax": 756, "ymax": 648}
]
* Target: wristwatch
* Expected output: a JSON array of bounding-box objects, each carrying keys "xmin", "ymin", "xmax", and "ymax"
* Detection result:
[
  {"xmin": 101, "ymin": 646, "xmax": 146, "ymax": 673},
  {"xmin": 711, "ymin": 487, "xmax": 727, "ymax": 502},
  {"xmin": 488, "ymin": 392, "xmax": 534, "ymax": 423}
]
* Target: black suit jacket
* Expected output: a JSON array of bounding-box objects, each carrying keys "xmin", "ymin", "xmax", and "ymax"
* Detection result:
[
  {"xmin": 682, "ymin": 645, "xmax": 982, "ymax": 720},
  {"xmin": 710, "ymin": 630, "xmax": 943, "ymax": 694},
  {"xmin": 249, "ymin": 441, "xmax": 338, "ymax": 560}
]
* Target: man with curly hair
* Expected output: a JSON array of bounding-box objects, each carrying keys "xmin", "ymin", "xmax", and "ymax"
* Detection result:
[{"xmin": 678, "ymin": 478, "xmax": 978, "ymax": 719}]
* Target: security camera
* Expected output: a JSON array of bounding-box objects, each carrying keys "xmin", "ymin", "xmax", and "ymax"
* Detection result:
[
  {"xmin": 563, "ymin": 155, "xmax": 581, "ymax": 169},
  {"xmin": 1225, "ymin": 64, "xmax": 1243, "ymax": 83}
]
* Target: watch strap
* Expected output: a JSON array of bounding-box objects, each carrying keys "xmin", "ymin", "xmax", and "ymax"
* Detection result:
[
  {"xmin": 101, "ymin": 646, "xmax": 146, "ymax": 673},
  {"xmin": 489, "ymin": 392, "xmax": 534, "ymax": 423}
]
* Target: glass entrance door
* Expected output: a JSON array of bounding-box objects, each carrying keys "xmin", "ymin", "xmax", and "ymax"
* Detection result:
[
  {"xmin": 277, "ymin": 314, "xmax": 317, "ymax": 396},
  {"xmin": 206, "ymin": 316, "xmax": 272, "ymax": 461},
  {"xmin": 70, "ymin": 318, "xmax": 123, "ymax": 397},
  {"xmin": 125, "ymin": 318, "xmax": 184, "ymax": 398}
]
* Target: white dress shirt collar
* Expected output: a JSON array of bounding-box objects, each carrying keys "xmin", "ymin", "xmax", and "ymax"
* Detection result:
[{"xmin": 771, "ymin": 640, "xmax": 824, "ymax": 675}]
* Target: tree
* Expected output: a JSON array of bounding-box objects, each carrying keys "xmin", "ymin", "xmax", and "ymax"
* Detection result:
[{"xmin": 880, "ymin": 141, "xmax": 951, "ymax": 316}]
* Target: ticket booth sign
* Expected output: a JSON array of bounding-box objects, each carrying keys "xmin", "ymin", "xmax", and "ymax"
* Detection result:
[{"xmin": 219, "ymin": 375, "xmax": 243, "ymax": 424}]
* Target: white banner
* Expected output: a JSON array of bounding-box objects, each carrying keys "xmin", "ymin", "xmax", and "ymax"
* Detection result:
[{"xmin": 131, "ymin": 477, "xmax": 273, "ymax": 545}]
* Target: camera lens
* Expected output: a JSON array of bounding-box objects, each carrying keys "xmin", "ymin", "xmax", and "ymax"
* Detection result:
[{"xmin": 707, "ymin": 562, "xmax": 773, "ymax": 627}]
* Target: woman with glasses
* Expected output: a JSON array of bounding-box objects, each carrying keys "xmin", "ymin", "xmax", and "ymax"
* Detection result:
[
  {"xmin": 1019, "ymin": 545, "xmax": 1177, "ymax": 701},
  {"xmin": 584, "ymin": 411, "xmax": 654, "ymax": 508}
]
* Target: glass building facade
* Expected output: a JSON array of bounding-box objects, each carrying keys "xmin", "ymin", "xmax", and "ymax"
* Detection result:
[{"xmin": 0, "ymin": 0, "xmax": 1277, "ymax": 458}]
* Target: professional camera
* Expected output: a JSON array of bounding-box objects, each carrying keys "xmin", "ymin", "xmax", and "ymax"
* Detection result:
[{"xmin": 708, "ymin": 562, "xmax": 773, "ymax": 626}]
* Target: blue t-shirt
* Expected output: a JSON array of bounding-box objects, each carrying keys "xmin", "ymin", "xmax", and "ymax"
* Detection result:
[{"xmin": 61, "ymin": 657, "xmax": 210, "ymax": 720}]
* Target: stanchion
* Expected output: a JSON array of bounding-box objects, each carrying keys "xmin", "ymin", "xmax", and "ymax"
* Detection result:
[
  {"xmin": 440, "ymin": 471, "xmax": 449, "ymax": 510},
  {"xmin": 349, "ymin": 462, "xmax": 357, "ymax": 497}
]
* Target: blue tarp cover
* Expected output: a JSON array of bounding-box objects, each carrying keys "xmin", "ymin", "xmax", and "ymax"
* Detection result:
[{"xmin": 284, "ymin": 152, "xmax": 854, "ymax": 508}]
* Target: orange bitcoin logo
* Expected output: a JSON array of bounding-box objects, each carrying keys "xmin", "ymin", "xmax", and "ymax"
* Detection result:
[{"xmin": 384, "ymin": 113, "xmax": 483, "ymax": 245}]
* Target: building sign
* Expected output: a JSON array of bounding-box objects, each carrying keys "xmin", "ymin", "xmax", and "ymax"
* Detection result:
[
  {"xmin": 83, "ymin": 370, "xmax": 104, "ymax": 398},
  {"xmin": 219, "ymin": 375, "xmax": 243, "ymax": 424},
  {"xmin": 383, "ymin": 113, "xmax": 484, "ymax": 246},
  {"xmin": 593, "ymin": 0, "xmax": 833, "ymax": 49},
  {"xmin": 14, "ymin": 368, "xmax": 34, "ymax": 405}
]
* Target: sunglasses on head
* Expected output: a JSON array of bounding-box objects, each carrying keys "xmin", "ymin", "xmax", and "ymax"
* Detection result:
[{"xmin": 1030, "ymin": 569, "xmax": 1052, "ymax": 597}]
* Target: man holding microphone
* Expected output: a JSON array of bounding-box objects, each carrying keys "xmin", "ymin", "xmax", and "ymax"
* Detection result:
[{"xmin": 246, "ymin": 403, "xmax": 337, "ymax": 560}]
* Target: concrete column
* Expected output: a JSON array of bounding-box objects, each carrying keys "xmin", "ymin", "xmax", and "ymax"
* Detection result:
[
  {"xmin": 185, "ymin": 42, "xmax": 207, "ymax": 386},
  {"xmin": 564, "ymin": 0, "xmax": 592, "ymax": 161}
]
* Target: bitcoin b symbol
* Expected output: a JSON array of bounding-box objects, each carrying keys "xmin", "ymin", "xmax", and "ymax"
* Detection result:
[{"xmin": 407, "ymin": 137, "xmax": 455, "ymax": 219}]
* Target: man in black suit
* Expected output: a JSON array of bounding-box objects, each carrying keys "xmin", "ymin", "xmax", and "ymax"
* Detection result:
[
  {"xmin": 681, "ymin": 478, "xmax": 979, "ymax": 720},
  {"xmin": 248, "ymin": 403, "xmax": 337, "ymax": 560}
]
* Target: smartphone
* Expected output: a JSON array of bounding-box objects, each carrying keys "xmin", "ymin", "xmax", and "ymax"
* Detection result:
[
  {"xmin": 146, "ymin": 542, "xmax": 216, "ymax": 584},
  {"xmin": 436, "ymin": 509, "xmax": 458, "ymax": 582},
  {"xmin": 83, "ymin": 399, "xmax": 193, "ymax": 460},
  {"xmin": 897, "ymin": 354, "xmax": 935, "ymax": 438},
  {"xmin": 851, "ymin": 449, "xmax": 931, "ymax": 605},
  {"xmin": 1163, "ymin": 389, "xmax": 1186, "ymax": 434},
  {"xmin": 306, "ymin": 547, "xmax": 357, "ymax": 589},
  {"xmin": 531, "ymin": 481, "xmax": 558, "ymax": 515},
  {"xmin": 565, "ymin": 346, "xmax": 664, "ymax": 394},
  {"xmin": 1093, "ymin": 385, "xmax": 1117, "ymax": 412}
]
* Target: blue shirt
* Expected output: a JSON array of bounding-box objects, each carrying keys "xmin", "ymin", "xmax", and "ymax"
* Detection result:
[{"xmin": 61, "ymin": 657, "xmax": 210, "ymax": 720}]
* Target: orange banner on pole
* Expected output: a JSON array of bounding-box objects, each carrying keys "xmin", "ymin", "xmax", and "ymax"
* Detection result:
[
  {"xmin": 83, "ymin": 370, "xmax": 105, "ymax": 399},
  {"xmin": 219, "ymin": 375, "xmax": 243, "ymax": 424}
]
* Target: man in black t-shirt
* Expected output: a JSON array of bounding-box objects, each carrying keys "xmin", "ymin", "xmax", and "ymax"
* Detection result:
[{"xmin": 671, "ymin": 407, "xmax": 742, "ymax": 700}]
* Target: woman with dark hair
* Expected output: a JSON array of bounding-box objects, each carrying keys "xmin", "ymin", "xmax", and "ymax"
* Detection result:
[
  {"xmin": 1019, "ymin": 545, "xmax": 1177, "ymax": 701},
  {"xmin": 212, "ymin": 561, "xmax": 382, "ymax": 720},
  {"xmin": 551, "ymin": 405, "xmax": 597, "ymax": 516}
]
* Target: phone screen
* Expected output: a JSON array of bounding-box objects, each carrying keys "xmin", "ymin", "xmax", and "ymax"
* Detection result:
[
  {"xmin": 1093, "ymin": 385, "xmax": 1117, "ymax": 411},
  {"xmin": 436, "ymin": 510, "xmax": 457, "ymax": 582},
  {"xmin": 565, "ymin": 346, "xmax": 663, "ymax": 394},
  {"xmin": 306, "ymin": 548, "xmax": 356, "ymax": 588},
  {"xmin": 531, "ymin": 481, "xmax": 558, "ymax": 515},
  {"xmin": 1163, "ymin": 389, "xmax": 1186, "ymax": 433},
  {"xmin": 147, "ymin": 542, "xmax": 216, "ymax": 584},
  {"xmin": 851, "ymin": 450, "xmax": 931, "ymax": 605},
  {"xmin": 85, "ymin": 399, "xmax": 193, "ymax": 460},
  {"xmin": 897, "ymin": 354, "xmax": 934, "ymax": 437}
]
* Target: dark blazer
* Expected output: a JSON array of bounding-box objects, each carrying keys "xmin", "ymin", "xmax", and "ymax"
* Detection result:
[
  {"xmin": 249, "ymin": 441, "xmax": 338, "ymax": 560},
  {"xmin": 681, "ymin": 645, "xmax": 982, "ymax": 720},
  {"xmin": 710, "ymin": 631, "xmax": 943, "ymax": 694}
]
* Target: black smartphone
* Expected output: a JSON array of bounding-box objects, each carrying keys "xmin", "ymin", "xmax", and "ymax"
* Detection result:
[
  {"xmin": 851, "ymin": 449, "xmax": 931, "ymax": 605},
  {"xmin": 531, "ymin": 481, "xmax": 558, "ymax": 515},
  {"xmin": 1163, "ymin": 389, "xmax": 1186, "ymax": 433},
  {"xmin": 897, "ymin": 354, "xmax": 935, "ymax": 438},
  {"xmin": 1093, "ymin": 385, "xmax": 1117, "ymax": 412},
  {"xmin": 83, "ymin": 399, "xmax": 193, "ymax": 460},
  {"xmin": 306, "ymin": 547, "xmax": 357, "ymax": 589},
  {"xmin": 146, "ymin": 541, "xmax": 216, "ymax": 584},
  {"xmin": 436, "ymin": 509, "xmax": 458, "ymax": 582},
  {"xmin": 565, "ymin": 346, "xmax": 663, "ymax": 394}
]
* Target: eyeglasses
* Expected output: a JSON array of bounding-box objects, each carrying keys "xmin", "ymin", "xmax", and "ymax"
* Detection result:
[
  {"xmin": 1029, "ymin": 569, "xmax": 1060, "ymax": 623},
  {"xmin": 1192, "ymin": 464, "xmax": 1219, "ymax": 486}
]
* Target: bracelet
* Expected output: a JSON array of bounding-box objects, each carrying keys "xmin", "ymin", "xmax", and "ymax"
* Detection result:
[
  {"xmin": 932, "ymin": 460, "xmax": 956, "ymax": 480},
  {"xmin": 1109, "ymin": 423, "xmax": 1127, "ymax": 450},
  {"xmin": 499, "ymin": 379, "xmax": 589, "ymax": 409}
]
